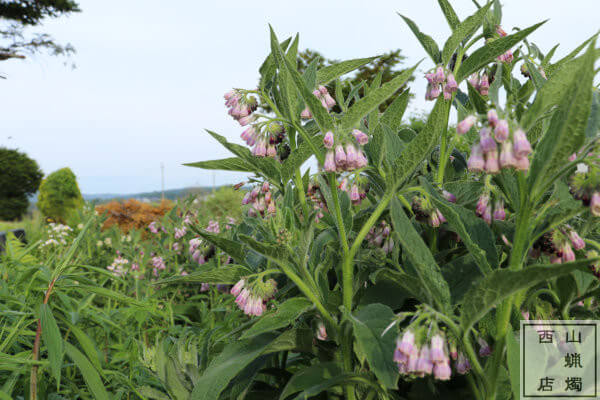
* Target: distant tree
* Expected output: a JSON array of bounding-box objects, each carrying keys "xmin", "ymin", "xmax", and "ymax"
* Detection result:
[
  {"xmin": 38, "ymin": 167, "xmax": 83, "ymax": 222},
  {"xmin": 0, "ymin": 147, "xmax": 43, "ymax": 220},
  {"xmin": 0, "ymin": 0, "xmax": 80, "ymax": 65}
]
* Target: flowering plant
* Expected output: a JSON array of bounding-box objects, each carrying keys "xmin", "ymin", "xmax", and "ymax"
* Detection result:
[{"xmin": 181, "ymin": 1, "xmax": 600, "ymax": 399}]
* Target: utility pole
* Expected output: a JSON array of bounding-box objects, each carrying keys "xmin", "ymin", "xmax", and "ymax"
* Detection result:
[{"xmin": 161, "ymin": 162, "xmax": 165, "ymax": 201}]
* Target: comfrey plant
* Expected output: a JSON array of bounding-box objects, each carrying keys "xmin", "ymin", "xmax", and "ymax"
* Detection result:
[{"xmin": 174, "ymin": 1, "xmax": 600, "ymax": 399}]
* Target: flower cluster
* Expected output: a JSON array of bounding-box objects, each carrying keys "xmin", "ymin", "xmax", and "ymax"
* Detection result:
[
  {"xmin": 40, "ymin": 223, "xmax": 73, "ymax": 248},
  {"xmin": 366, "ymin": 220, "xmax": 394, "ymax": 254},
  {"xmin": 301, "ymin": 85, "xmax": 336, "ymax": 119},
  {"xmin": 475, "ymin": 192, "xmax": 506, "ymax": 224},
  {"xmin": 230, "ymin": 278, "xmax": 278, "ymax": 317},
  {"xmin": 107, "ymin": 256, "xmax": 130, "ymax": 277},
  {"xmin": 394, "ymin": 331, "xmax": 466, "ymax": 380},
  {"xmin": 425, "ymin": 66, "xmax": 458, "ymax": 101},
  {"xmin": 531, "ymin": 227, "xmax": 586, "ymax": 263},
  {"xmin": 174, "ymin": 226, "xmax": 187, "ymax": 240},
  {"xmin": 338, "ymin": 177, "xmax": 368, "ymax": 205},
  {"xmin": 493, "ymin": 26, "xmax": 514, "ymax": 63},
  {"xmin": 242, "ymin": 182, "xmax": 276, "ymax": 217},
  {"xmin": 463, "ymin": 110, "xmax": 532, "ymax": 174},
  {"xmin": 411, "ymin": 196, "xmax": 446, "ymax": 227},
  {"xmin": 224, "ymin": 89, "xmax": 258, "ymax": 126},
  {"xmin": 323, "ymin": 129, "xmax": 369, "ymax": 172},
  {"xmin": 151, "ymin": 256, "xmax": 166, "ymax": 276},
  {"xmin": 467, "ymin": 73, "xmax": 490, "ymax": 96}
]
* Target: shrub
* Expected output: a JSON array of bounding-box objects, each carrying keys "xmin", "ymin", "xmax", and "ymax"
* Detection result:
[
  {"xmin": 95, "ymin": 198, "xmax": 173, "ymax": 233},
  {"xmin": 199, "ymin": 187, "xmax": 244, "ymax": 222},
  {"xmin": 37, "ymin": 167, "xmax": 84, "ymax": 222},
  {"xmin": 0, "ymin": 147, "xmax": 43, "ymax": 220}
]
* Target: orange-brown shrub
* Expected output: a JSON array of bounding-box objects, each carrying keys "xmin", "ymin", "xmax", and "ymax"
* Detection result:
[{"xmin": 95, "ymin": 199, "xmax": 173, "ymax": 234}]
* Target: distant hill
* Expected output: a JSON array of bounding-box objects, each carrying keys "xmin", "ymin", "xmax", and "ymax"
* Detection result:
[{"xmin": 82, "ymin": 186, "xmax": 217, "ymax": 203}]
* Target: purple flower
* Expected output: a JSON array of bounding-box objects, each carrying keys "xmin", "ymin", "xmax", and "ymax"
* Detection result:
[
  {"xmin": 345, "ymin": 144, "xmax": 359, "ymax": 168},
  {"xmin": 591, "ymin": 192, "xmax": 600, "ymax": 216},
  {"xmin": 479, "ymin": 128, "xmax": 496, "ymax": 153},
  {"xmin": 433, "ymin": 359, "xmax": 451, "ymax": 380},
  {"xmin": 316, "ymin": 322, "xmax": 328, "ymax": 341},
  {"xmin": 569, "ymin": 230, "xmax": 586, "ymax": 251},
  {"xmin": 434, "ymin": 66, "xmax": 446, "ymax": 84},
  {"xmin": 334, "ymin": 145, "xmax": 347, "ymax": 169},
  {"xmin": 352, "ymin": 129, "xmax": 369, "ymax": 145},
  {"xmin": 457, "ymin": 115, "xmax": 477, "ymax": 135},
  {"xmin": 443, "ymin": 190, "xmax": 457, "ymax": 203},
  {"xmin": 493, "ymin": 200, "xmax": 506, "ymax": 221},
  {"xmin": 231, "ymin": 279, "xmax": 245, "ymax": 296},
  {"xmin": 468, "ymin": 144, "xmax": 485, "ymax": 172},
  {"xmin": 416, "ymin": 345, "xmax": 433, "ymax": 374},
  {"xmin": 514, "ymin": 155, "xmax": 530, "ymax": 171},
  {"xmin": 478, "ymin": 338, "xmax": 492, "ymax": 357},
  {"xmin": 487, "ymin": 110, "xmax": 499, "ymax": 127},
  {"xmin": 350, "ymin": 184, "xmax": 360, "ymax": 202},
  {"xmin": 561, "ymin": 243, "xmax": 576, "ymax": 263},
  {"xmin": 323, "ymin": 131, "xmax": 334, "ymax": 149},
  {"xmin": 494, "ymin": 120, "xmax": 509, "ymax": 142},
  {"xmin": 513, "ymin": 129, "xmax": 532, "ymax": 158},
  {"xmin": 456, "ymin": 353, "xmax": 471, "ymax": 374},
  {"xmin": 485, "ymin": 148, "xmax": 500, "ymax": 174},
  {"xmin": 398, "ymin": 331, "xmax": 415, "ymax": 355},
  {"xmin": 499, "ymin": 141, "xmax": 517, "ymax": 169},
  {"xmin": 300, "ymin": 107, "xmax": 312, "ymax": 119},
  {"xmin": 468, "ymin": 73, "xmax": 480, "ymax": 90},
  {"xmin": 430, "ymin": 334, "xmax": 446, "ymax": 362},
  {"xmin": 324, "ymin": 151, "xmax": 336, "ymax": 172},
  {"xmin": 446, "ymin": 72, "xmax": 458, "ymax": 92},
  {"xmin": 479, "ymin": 73, "xmax": 489, "ymax": 96}
]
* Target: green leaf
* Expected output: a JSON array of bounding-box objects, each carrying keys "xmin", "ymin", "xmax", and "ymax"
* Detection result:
[
  {"xmin": 279, "ymin": 363, "xmax": 342, "ymax": 400},
  {"xmin": 546, "ymin": 33, "xmax": 597, "ymax": 77},
  {"xmin": 194, "ymin": 230, "xmax": 246, "ymax": 262},
  {"xmin": 437, "ymin": 0, "xmax": 461, "ymax": 30},
  {"xmin": 391, "ymin": 97, "xmax": 450, "ymax": 186},
  {"xmin": 281, "ymin": 133, "xmax": 323, "ymax": 183},
  {"xmin": 399, "ymin": 14, "xmax": 441, "ymax": 63},
  {"xmin": 390, "ymin": 198, "xmax": 451, "ymax": 310},
  {"xmin": 40, "ymin": 304, "xmax": 63, "ymax": 384},
  {"xmin": 348, "ymin": 304, "xmax": 398, "ymax": 389},
  {"xmin": 138, "ymin": 386, "xmax": 171, "ymax": 400},
  {"xmin": 467, "ymin": 82, "xmax": 488, "ymax": 113},
  {"xmin": 460, "ymin": 259, "xmax": 598, "ymax": 331},
  {"xmin": 191, "ymin": 332, "xmax": 299, "ymax": 400},
  {"xmin": 269, "ymin": 26, "xmax": 334, "ymax": 133},
  {"xmin": 204, "ymin": 130, "xmax": 281, "ymax": 182},
  {"xmin": 528, "ymin": 41, "xmax": 596, "ymax": 198},
  {"xmin": 239, "ymin": 234, "xmax": 293, "ymax": 267},
  {"xmin": 157, "ymin": 264, "xmax": 251, "ymax": 285},
  {"xmin": 422, "ymin": 179, "xmax": 498, "ymax": 273},
  {"xmin": 184, "ymin": 157, "xmax": 254, "ymax": 172},
  {"xmin": 288, "ymin": 373, "xmax": 381, "ymax": 400},
  {"xmin": 374, "ymin": 269, "xmax": 431, "ymax": 304},
  {"xmin": 456, "ymin": 21, "xmax": 547, "ymax": 81},
  {"xmin": 241, "ymin": 298, "xmax": 312, "ymax": 339},
  {"xmin": 442, "ymin": 3, "xmax": 492, "ymax": 65},
  {"xmin": 339, "ymin": 64, "xmax": 417, "ymax": 134},
  {"xmin": 442, "ymin": 254, "xmax": 483, "ymax": 304},
  {"xmin": 65, "ymin": 322, "xmax": 102, "ymax": 373},
  {"xmin": 259, "ymin": 37, "xmax": 292, "ymax": 89},
  {"xmin": 316, "ymin": 57, "xmax": 377, "ymax": 85},
  {"xmin": 64, "ymin": 342, "xmax": 109, "ymax": 400},
  {"xmin": 379, "ymin": 89, "xmax": 411, "ymax": 132},
  {"xmin": 585, "ymin": 89, "xmax": 600, "ymax": 138}
]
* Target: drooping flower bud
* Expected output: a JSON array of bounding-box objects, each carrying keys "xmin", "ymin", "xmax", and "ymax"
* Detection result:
[
  {"xmin": 561, "ymin": 243, "xmax": 576, "ymax": 263},
  {"xmin": 496, "ymin": 25, "xmax": 507, "ymax": 37},
  {"xmin": 443, "ymin": 190, "xmax": 457, "ymax": 203},
  {"xmin": 487, "ymin": 110, "xmax": 499, "ymax": 127},
  {"xmin": 513, "ymin": 129, "xmax": 531, "ymax": 158},
  {"xmin": 467, "ymin": 144, "xmax": 485, "ymax": 172},
  {"xmin": 433, "ymin": 358, "xmax": 452, "ymax": 380},
  {"xmin": 231, "ymin": 279, "xmax": 245, "ymax": 296},
  {"xmin": 457, "ymin": 115, "xmax": 477, "ymax": 135},
  {"xmin": 316, "ymin": 322, "xmax": 328, "ymax": 341},
  {"xmin": 416, "ymin": 345, "xmax": 433, "ymax": 374},
  {"xmin": 591, "ymin": 192, "xmax": 600, "ymax": 216},
  {"xmin": 493, "ymin": 200, "xmax": 506, "ymax": 221},
  {"xmin": 442, "ymin": 83, "xmax": 452, "ymax": 100},
  {"xmin": 569, "ymin": 230, "xmax": 586, "ymax": 250},
  {"xmin": 456, "ymin": 353, "xmax": 471, "ymax": 374},
  {"xmin": 352, "ymin": 129, "xmax": 369, "ymax": 145},
  {"xmin": 475, "ymin": 193, "xmax": 488, "ymax": 215},
  {"xmin": 478, "ymin": 338, "xmax": 492, "ymax": 357},
  {"xmin": 514, "ymin": 155, "xmax": 530, "ymax": 171},
  {"xmin": 499, "ymin": 141, "xmax": 517, "ymax": 169},
  {"xmin": 350, "ymin": 184, "xmax": 360, "ymax": 202},
  {"xmin": 430, "ymin": 335, "xmax": 446, "ymax": 362},
  {"xmin": 324, "ymin": 151, "xmax": 336, "ymax": 172},
  {"xmin": 479, "ymin": 128, "xmax": 496, "ymax": 153},
  {"xmin": 300, "ymin": 107, "xmax": 313, "ymax": 119},
  {"xmin": 334, "ymin": 145, "xmax": 347, "ymax": 169},
  {"xmin": 323, "ymin": 131, "xmax": 334, "ymax": 149},
  {"xmin": 479, "ymin": 73, "xmax": 489, "ymax": 96},
  {"xmin": 494, "ymin": 120, "xmax": 510, "ymax": 142},
  {"xmin": 446, "ymin": 72, "xmax": 458, "ymax": 92},
  {"xmin": 398, "ymin": 331, "xmax": 415, "ymax": 355},
  {"xmin": 468, "ymin": 73, "xmax": 480, "ymax": 90},
  {"xmin": 434, "ymin": 66, "xmax": 446, "ymax": 84},
  {"xmin": 485, "ymin": 148, "xmax": 500, "ymax": 174},
  {"xmin": 345, "ymin": 144, "xmax": 358, "ymax": 168}
]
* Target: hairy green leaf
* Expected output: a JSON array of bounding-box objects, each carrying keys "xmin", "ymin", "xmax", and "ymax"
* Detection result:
[
  {"xmin": 399, "ymin": 14, "xmax": 441, "ymax": 63},
  {"xmin": 442, "ymin": 3, "xmax": 491, "ymax": 65},
  {"xmin": 241, "ymin": 298, "xmax": 312, "ymax": 339},
  {"xmin": 184, "ymin": 157, "xmax": 254, "ymax": 172},
  {"xmin": 316, "ymin": 57, "xmax": 377, "ymax": 85},
  {"xmin": 40, "ymin": 304, "xmax": 63, "ymax": 384},
  {"xmin": 64, "ymin": 342, "xmax": 109, "ymax": 400}
]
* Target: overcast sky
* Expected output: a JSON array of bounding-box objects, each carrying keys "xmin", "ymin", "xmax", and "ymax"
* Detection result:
[{"xmin": 0, "ymin": 0, "xmax": 597, "ymax": 194}]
